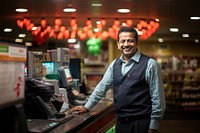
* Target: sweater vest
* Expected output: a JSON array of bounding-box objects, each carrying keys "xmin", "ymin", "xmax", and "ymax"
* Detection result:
[{"xmin": 113, "ymin": 54, "xmax": 152, "ymax": 118}]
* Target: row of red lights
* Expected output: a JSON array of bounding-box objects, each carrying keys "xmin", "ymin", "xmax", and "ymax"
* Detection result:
[{"xmin": 16, "ymin": 18, "xmax": 159, "ymax": 45}]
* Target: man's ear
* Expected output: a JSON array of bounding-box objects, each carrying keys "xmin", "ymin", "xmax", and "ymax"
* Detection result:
[{"xmin": 117, "ymin": 41, "xmax": 121, "ymax": 50}]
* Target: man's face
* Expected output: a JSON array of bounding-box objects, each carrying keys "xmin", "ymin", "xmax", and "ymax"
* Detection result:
[{"xmin": 117, "ymin": 32, "xmax": 138, "ymax": 59}]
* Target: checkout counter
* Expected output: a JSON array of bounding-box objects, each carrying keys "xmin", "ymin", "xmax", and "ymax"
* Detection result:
[
  {"xmin": 24, "ymin": 77, "xmax": 115, "ymax": 133},
  {"xmin": 23, "ymin": 48, "xmax": 116, "ymax": 133},
  {"xmin": 39, "ymin": 98, "xmax": 115, "ymax": 133},
  {"xmin": 24, "ymin": 60, "xmax": 115, "ymax": 132}
]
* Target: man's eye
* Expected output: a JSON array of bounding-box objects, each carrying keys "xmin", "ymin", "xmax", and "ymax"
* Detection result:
[
  {"xmin": 119, "ymin": 39, "xmax": 134, "ymax": 44},
  {"xmin": 121, "ymin": 40, "xmax": 126, "ymax": 43},
  {"xmin": 127, "ymin": 39, "xmax": 134, "ymax": 43}
]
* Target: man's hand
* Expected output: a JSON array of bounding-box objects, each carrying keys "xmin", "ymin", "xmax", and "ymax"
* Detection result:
[
  {"xmin": 68, "ymin": 106, "xmax": 88, "ymax": 114},
  {"xmin": 148, "ymin": 129, "xmax": 158, "ymax": 133}
]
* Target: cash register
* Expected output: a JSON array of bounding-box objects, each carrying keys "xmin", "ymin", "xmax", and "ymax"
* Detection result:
[
  {"xmin": 58, "ymin": 65, "xmax": 87, "ymax": 106},
  {"xmin": 24, "ymin": 78, "xmax": 73, "ymax": 132}
]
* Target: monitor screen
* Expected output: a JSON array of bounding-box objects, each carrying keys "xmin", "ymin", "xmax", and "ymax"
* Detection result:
[
  {"xmin": 58, "ymin": 66, "xmax": 73, "ymax": 88},
  {"xmin": 69, "ymin": 58, "xmax": 81, "ymax": 81},
  {"xmin": 42, "ymin": 62, "xmax": 54, "ymax": 75},
  {"xmin": 64, "ymin": 67, "xmax": 73, "ymax": 83}
]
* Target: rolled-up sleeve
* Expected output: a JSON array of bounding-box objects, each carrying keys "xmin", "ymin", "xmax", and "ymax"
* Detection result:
[
  {"xmin": 84, "ymin": 60, "xmax": 115, "ymax": 110},
  {"xmin": 146, "ymin": 58, "xmax": 166, "ymax": 130}
]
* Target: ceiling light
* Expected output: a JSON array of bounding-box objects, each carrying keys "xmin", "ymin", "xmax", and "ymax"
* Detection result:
[
  {"xmin": 195, "ymin": 39, "xmax": 199, "ymax": 43},
  {"xmin": 32, "ymin": 27, "xmax": 37, "ymax": 30},
  {"xmin": 137, "ymin": 31, "xmax": 143, "ymax": 35},
  {"xmin": 94, "ymin": 28, "xmax": 99, "ymax": 32},
  {"xmin": 96, "ymin": 21, "xmax": 101, "ymax": 24},
  {"xmin": 15, "ymin": 8, "xmax": 28, "ymax": 12},
  {"xmin": 15, "ymin": 38, "xmax": 23, "ymax": 43},
  {"xmin": 117, "ymin": 9, "xmax": 130, "ymax": 13},
  {"xmin": 169, "ymin": 28, "xmax": 179, "ymax": 32},
  {"xmin": 63, "ymin": 8, "xmax": 76, "ymax": 12},
  {"xmin": 18, "ymin": 34, "xmax": 26, "ymax": 38},
  {"xmin": 135, "ymin": 28, "xmax": 143, "ymax": 35},
  {"xmin": 91, "ymin": 3, "xmax": 102, "ymax": 7},
  {"xmin": 122, "ymin": 23, "xmax": 126, "ymax": 26},
  {"xmin": 158, "ymin": 38, "xmax": 164, "ymax": 42},
  {"xmin": 25, "ymin": 42, "xmax": 33, "ymax": 47},
  {"xmin": 4, "ymin": 28, "xmax": 12, "ymax": 32},
  {"xmin": 68, "ymin": 39, "xmax": 76, "ymax": 43},
  {"xmin": 74, "ymin": 44, "xmax": 80, "ymax": 49},
  {"xmin": 182, "ymin": 34, "xmax": 189, "ymax": 38},
  {"xmin": 190, "ymin": 17, "xmax": 200, "ymax": 20},
  {"xmin": 155, "ymin": 18, "xmax": 159, "ymax": 22}
]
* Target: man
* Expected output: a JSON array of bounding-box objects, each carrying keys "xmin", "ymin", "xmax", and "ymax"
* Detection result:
[{"xmin": 68, "ymin": 26, "xmax": 166, "ymax": 133}]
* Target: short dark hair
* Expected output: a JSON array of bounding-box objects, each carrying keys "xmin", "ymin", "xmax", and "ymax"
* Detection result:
[{"xmin": 117, "ymin": 27, "xmax": 138, "ymax": 43}]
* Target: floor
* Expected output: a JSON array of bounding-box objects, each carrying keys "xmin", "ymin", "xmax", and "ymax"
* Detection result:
[
  {"xmin": 160, "ymin": 119, "xmax": 200, "ymax": 133},
  {"xmin": 159, "ymin": 111, "xmax": 200, "ymax": 133}
]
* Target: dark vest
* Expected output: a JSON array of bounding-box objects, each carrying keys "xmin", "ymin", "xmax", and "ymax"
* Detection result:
[{"xmin": 113, "ymin": 54, "xmax": 152, "ymax": 118}]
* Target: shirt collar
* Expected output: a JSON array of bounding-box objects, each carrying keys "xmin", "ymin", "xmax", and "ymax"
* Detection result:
[{"xmin": 119, "ymin": 50, "xmax": 141, "ymax": 63}]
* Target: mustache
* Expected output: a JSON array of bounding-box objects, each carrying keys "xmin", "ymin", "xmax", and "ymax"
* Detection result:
[{"xmin": 121, "ymin": 45, "xmax": 132, "ymax": 49}]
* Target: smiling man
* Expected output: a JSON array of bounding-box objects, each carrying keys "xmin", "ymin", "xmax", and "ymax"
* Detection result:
[{"xmin": 69, "ymin": 26, "xmax": 166, "ymax": 133}]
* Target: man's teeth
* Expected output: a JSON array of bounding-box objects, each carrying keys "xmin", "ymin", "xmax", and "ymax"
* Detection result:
[{"xmin": 123, "ymin": 46, "xmax": 131, "ymax": 50}]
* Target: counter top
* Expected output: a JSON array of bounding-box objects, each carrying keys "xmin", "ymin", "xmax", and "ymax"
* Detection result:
[{"xmin": 48, "ymin": 98, "xmax": 115, "ymax": 133}]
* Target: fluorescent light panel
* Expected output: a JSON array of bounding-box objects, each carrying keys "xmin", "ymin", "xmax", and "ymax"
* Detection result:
[
  {"xmin": 15, "ymin": 38, "xmax": 23, "ymax": 43},
  {"xmin": 91, "ymin": 3, "xmax": 102, "ymax": 7},
  {"xmin": 25, "ymin": 42, "xmax": 33, "ymax": 46},
  {"xmin": 117, "ymin": 9, "xmax": 130, "ymax": 13},
  {"xmin": 68, "ymin": 39, "xmax": 76, "ymax": 43},
  {"xmin": 4, "ymin": 28, "xmax": 12, "ymax": 32},
  {"xmin": 190, "ymin": 16, "xmax": 200, "ymax": 20},
  {"xmin": 63, "ymin": 8, "xmax": 76, "ymax": 12},
  {"xmin": 19, "ymin": 34, "xmax": 26, "ymax": 38},
  {"xmin": 170, "ymin": 28, "xmax": 179, "ymax": 32},
  {"xmin": 15, "ymin": 8, "xmax": 28, "ymax": 12},
  {"xmin": 32, "ymin": 27, "xmax": 37, "ymax": 30},
  {"xmin": 182, "ymin": 34, "xmax": 189, "ymax": 38}
]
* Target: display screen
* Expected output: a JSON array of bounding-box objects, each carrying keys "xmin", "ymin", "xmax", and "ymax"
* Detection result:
[
  {"xmin": 64, "ymin": 68, "xmax": 73, "ymax": 83},
  {"xmin": 69, "ymin": 58, "xmax": 81, "ymax": 81},
  {"xmin": 42, "ymin": 62, "xmax": 54, "ymax": 75}
]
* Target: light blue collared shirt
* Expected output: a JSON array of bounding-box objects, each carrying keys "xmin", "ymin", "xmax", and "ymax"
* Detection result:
[{"xmin": 84, "ymin": 50, "xmax": 166, "ymax": 130}]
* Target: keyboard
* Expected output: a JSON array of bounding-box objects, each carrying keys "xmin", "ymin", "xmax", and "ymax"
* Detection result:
[
  {"xmin": 27, "ymin": 119, "xmax": 59, "ymax": 133},
  {"xmin": 27, "ymin": 113, "xmax": 73, "ymax": 132},
  {"xmin": 52, "ymin": 113, "xmax": 73, "ymax": 123}
]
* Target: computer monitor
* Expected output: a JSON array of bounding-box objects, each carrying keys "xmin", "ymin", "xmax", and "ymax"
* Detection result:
[
  {"xmin": 42, "ymin": 61, "xmax": 55, "ymax": 75},
  {"xmin": 69, "ymin": 58, "xmax": 81, "ymax": 81},
  {"xmin": 58, "ymin": 66, "xmax": 73, "ymax": 88}
]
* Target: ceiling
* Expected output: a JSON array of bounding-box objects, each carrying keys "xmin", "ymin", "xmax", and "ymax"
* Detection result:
[{"xmin": 0, "ymin": 0, "xmax": 200, "ymax": 45}]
